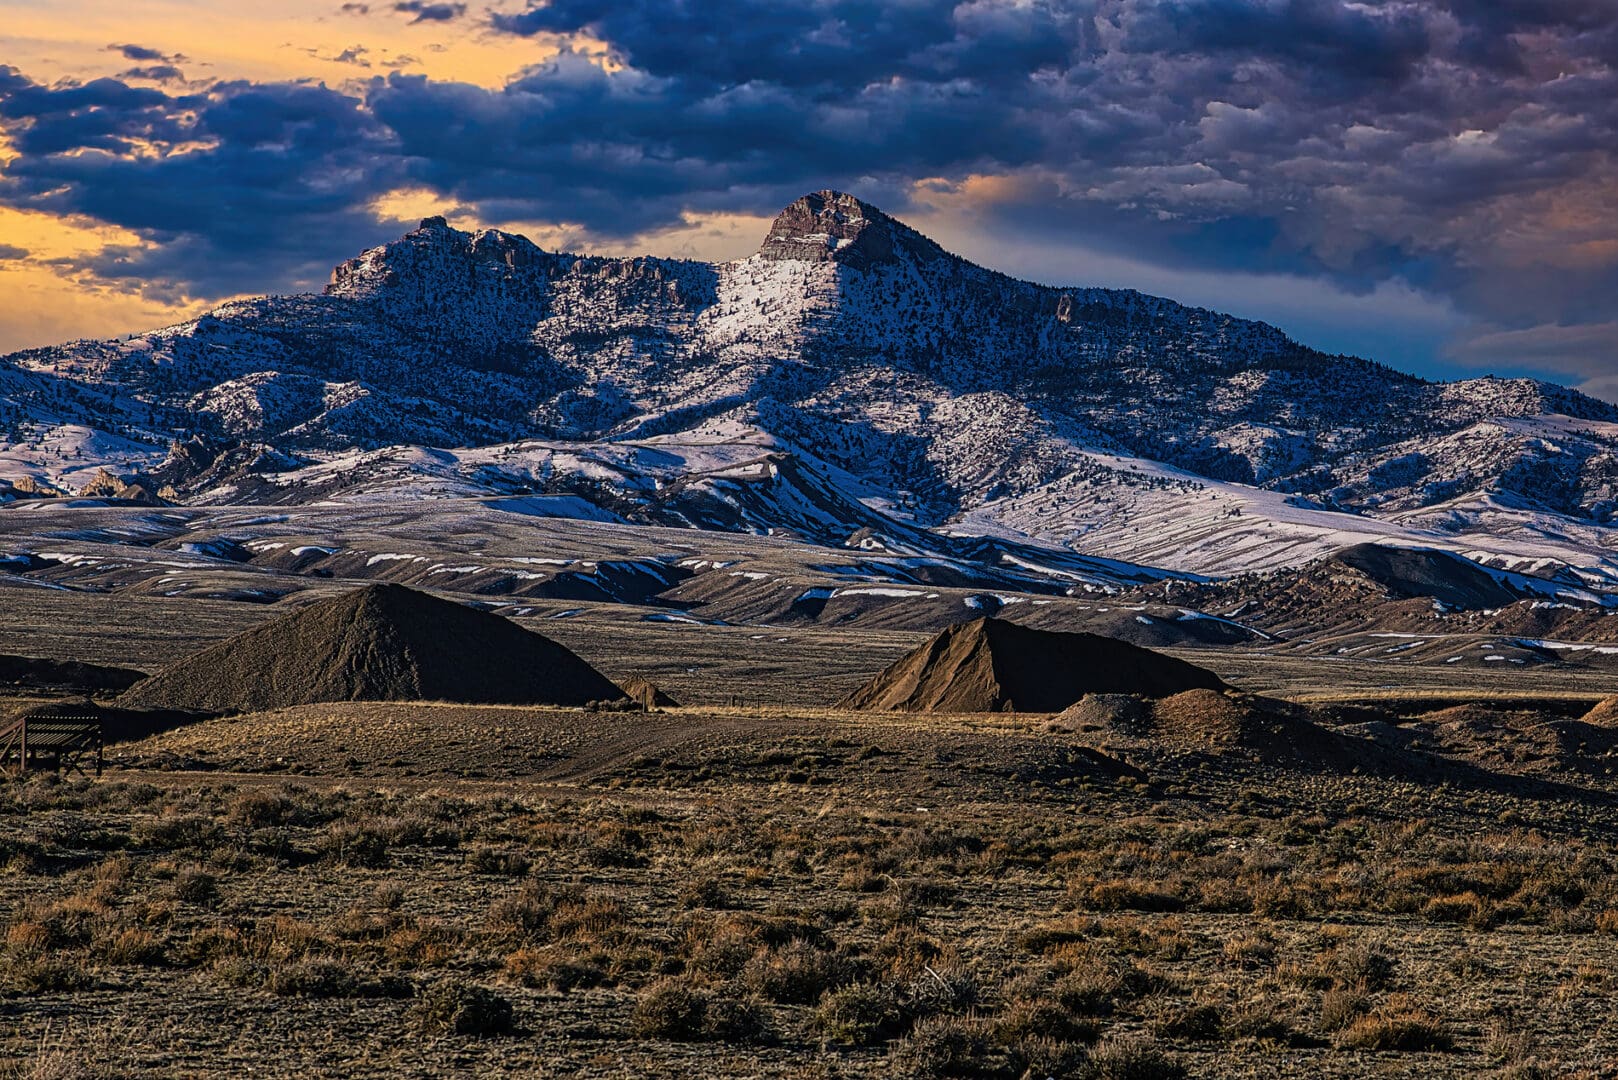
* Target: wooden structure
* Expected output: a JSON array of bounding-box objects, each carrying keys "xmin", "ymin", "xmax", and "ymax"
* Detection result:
[{"xmin": 0, "ymin": 702, "xmax": 103, "ymax": 777}]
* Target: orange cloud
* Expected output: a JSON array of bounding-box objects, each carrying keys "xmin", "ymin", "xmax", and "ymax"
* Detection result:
[{"xmin": 4, "ymin": 1, "xmax": 570, "ymax": 88}]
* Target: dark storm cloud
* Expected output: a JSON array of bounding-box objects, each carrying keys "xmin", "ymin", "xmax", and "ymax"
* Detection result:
[
  {"xmin": 4, "ymin": 2, "xmax": 1618, "ymax": 376},
  {"xmin": 119, "ymin": 65, "xmax": 188, "ymax": 84},
  {"xmin": 1118, "ymin": 0, "xmax": 1433, "ymax": 82},
  {"xmin": 392, "ymin": 2, "xmax": 465, "ymax": 23},
  {"xmin": 303, "ymin": 45, "xmax": 372, "ymax": 67},
  {"xmin": 0, "ymin": 68, "xmax": 403, "ymax": 297},
  {"xmin": 109, "ymin": 44, "xmax": 184, "ymax": 64},
  {"xmin": 489, "ymin": 0, "xmax": 1081, "ymax": 89},
  {"xmin": 0, "ymin": 244, "xmax": 29, "ymax": 262}
]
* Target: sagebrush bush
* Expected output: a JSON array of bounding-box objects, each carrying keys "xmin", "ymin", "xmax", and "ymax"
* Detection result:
[
  {"xmin": 630, "ymin": 978, "xmax": 770, "ymax": 1044},
  {"xmin": 317, "ymin": 822, "xmax": 390, "ymax": 868},
  {"xmin": 993, "ymin": 997, "xmax": 1101, "ymax": 1047},
  {"xmin": 741, "ymin": 938, "xmax": 861, "ymax": 1004},
  {"xmin": 1081, "ymin": 1035, "xmax": 1186, "ymax": 1080},
  {"xmin": 1319, "ymin": 987, "xmax": 1371, "ymax": 1032},
  {"xmin": 891, "ymin": 1015, "xmax": 996, "ymax": 1079},
  {"xmin": 503, "ymin": 947, "xmax": 606, "ymax": 992},
  {"xmin": 1151, "ymin": 1002, "xmax": 1222, "ymax": 1041},
  {"xmin": 1, "ymin": 956, "xmax": 95, "ymax": 994},
  {"xmin": 465, "ymin": 846, "xmax": 531, "ymax": 877},
  {"xmin": 172, "ymin": 867, "xmax": 220, "ymax": 905},
  {"xmin": 1328, "ymin": 942, "xmax": 1396, "ymax": 990},
  {"xmin": 409, "ymin": 981, "xmax": 515, "ymax": 1036},
  {"xmin": 813, "ymin": 982, "xmax": 910, "ymax": 1046},
  {"xmin": 632, "ymin": 978, "xmax": 707, "ymax": 1040}
]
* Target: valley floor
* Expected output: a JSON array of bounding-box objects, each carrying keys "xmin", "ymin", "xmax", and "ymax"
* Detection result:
[{"xmin": 2, "ymin": 699, "xmax": 1616, "ymax": 1079}]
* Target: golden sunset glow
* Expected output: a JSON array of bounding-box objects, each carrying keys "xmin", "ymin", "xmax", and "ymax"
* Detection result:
[
  {"xmin": 4, "ymin": 1, "xmax": 563, "ymax": 88},
  {"xmin": 0, "ymin": 1, "xmax": 583, "ymax": 351}
]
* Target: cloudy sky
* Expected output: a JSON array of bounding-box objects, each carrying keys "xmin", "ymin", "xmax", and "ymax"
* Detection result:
[{"xmin": 2, "ymin": 1, "xmax": 1615, "ymax": 395}]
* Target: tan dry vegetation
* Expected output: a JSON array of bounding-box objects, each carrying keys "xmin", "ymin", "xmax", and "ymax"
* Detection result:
[{"xmin": 1, "ymin": 700, "xmax": 1617, "ymax": 1077}]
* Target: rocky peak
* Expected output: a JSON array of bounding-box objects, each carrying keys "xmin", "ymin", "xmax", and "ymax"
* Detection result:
[
  {"xmin": 327, "ymin": 216, "xmax": 549, "ymax": 300},
  {"xmin": 758, "ymin": 190, "xmax": 945, "ymax": 271}
]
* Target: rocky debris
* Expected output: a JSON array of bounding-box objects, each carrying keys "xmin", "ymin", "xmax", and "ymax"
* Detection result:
[
  {"xmin": 6, "ymin": 475, "xmax": 62, "ymax": 498},
  {"xmin": 1052, "ymin": 693, "xmax": 1151, "ymax": 735},
  {"xmin": 115, "ymin": 482, "xmax": 163, "ymax": 505},
  {"xmin": 1397, "ymin": 703, "xmax": 1618, "ymax": 778},
  {"xmin": 76, "ymin": 468, "xmax": 128, "ymax": 498},
  {"xmin": 154, "ymin": 435, "xmax": 303, "ymax": 497},
  {"xmin": 1137, "ymin": 541, "xmax": 1610, "ymax": 642},
  {"xmin": 757, "ymin": 190, "xmax": 947, "ymax": 271},
  {"xmin": 838, "ymin": 616, "xmax": 1226, "ymax": 713},
  {"xmin": 118, "ymin": 583, "xmax": 627, "ymax": 713},
  {"xmin": 72, "ymin": 468, "xmax": 166, "ymax": 505}
]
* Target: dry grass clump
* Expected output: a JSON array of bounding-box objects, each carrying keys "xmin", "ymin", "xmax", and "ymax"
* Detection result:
[
  {"xmin": 740, "ymin": 937, "xmax": 863, "ymax": 1003},
  {"xmin": 1336, "ymin": 1005, "xmax": 1454, "ymax": 1052}
]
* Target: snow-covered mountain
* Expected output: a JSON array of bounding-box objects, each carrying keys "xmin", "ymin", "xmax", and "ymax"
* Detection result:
[{"xmin": 6, "ymin": 189, "xmax": 1618, "ymax": 584}]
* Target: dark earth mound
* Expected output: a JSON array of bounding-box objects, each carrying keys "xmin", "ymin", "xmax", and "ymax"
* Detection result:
[
  {"xmin": 1057, "ymin": 690, "xmax": 1404, "ymax": 770},
  {"xmin": 118, "ymin": 583, "xmax": 626, "ymax": 713},
  {"xmin": 838, "ymin": 616, "xmax": 1226, "ymax": 713},
  {"xmin": 0, "ymin": 654, "xmax": 146, "ymax": 694}
]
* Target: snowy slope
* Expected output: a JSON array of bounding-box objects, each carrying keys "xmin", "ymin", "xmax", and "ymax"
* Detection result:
[{"xmin": 5, "ymin": 189, "xmax": 1618, "ymax": 590}]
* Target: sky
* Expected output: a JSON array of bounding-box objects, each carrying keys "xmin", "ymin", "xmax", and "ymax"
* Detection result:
[{"xmin": 0, "ymin": 1, "xmax": 1614, "ymax": 396}]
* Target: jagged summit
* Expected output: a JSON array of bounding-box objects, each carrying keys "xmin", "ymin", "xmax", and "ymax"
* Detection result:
[
  {"xmin": 328, "ymin": 216, "xmax": 548, "ymax": 298},
  {"xmin": 757, "ymin": 190, "xmax": 947, "ymax": 271}
]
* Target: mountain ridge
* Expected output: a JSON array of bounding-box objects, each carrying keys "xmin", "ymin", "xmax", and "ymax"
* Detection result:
[{"xmin": 5, "ymin": 189, "xmax": 1618, "ymax": 584}]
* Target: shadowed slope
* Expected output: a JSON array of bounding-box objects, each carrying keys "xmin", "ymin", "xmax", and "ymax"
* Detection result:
[
  {"xmin": 1331, "ymin": 544, "xmax": 1526, "ymax": 609},
  {"xmin": 118, "ymin": 584, "xmax": 626, "ymax": 712},
  {"xmin": 838, "ymin": 616, "xmax": 1226, "ymax": 713}
]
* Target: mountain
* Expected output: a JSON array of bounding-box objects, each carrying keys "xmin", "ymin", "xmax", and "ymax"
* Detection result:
[{"xmin": 6, "ymin": 189, "xmax": 1618, "ymax": 585}]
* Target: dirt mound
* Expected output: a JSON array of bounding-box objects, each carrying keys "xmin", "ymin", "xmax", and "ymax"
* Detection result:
[
  {"xmin": 1058, "ymin": 689, "xmax": 1369, "ymax": 765},
  {"xmin": 0, "ymin": 654, "xmax": 146, "ymax": 694},
  {"xmin": 1580, "ymin": 696, "xmax": 1618, "ymax": 726},
  {"xmin": 118, "ymin": 583, "xmax": 626, "ymax": 712},
  {"xmin": 1402, "ymin": 704, "xmax": 1618, "ymax": 778},
  {"xmin": 621, "ymin": 675, "xmax": 678, "ymax": 709},
  {"xmin": 1052, "ymin": 694, "xmax": 1150, "ymax": 735},
  {"xmin": 838, "ymin": 617, "xmax": 1226, "ymax": 713},
  {"xmin": 1150, "ymin": 690, "xmax": 1325, "ymax": 755}
]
